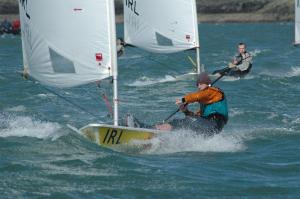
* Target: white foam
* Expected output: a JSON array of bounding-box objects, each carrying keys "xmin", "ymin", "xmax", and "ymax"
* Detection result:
[
  {"xmin": 292, "ymin": 118, "xmax": 300, "ymax": 124},
  {"xmin": 0, "ymin": 115, "xmax": 62, "ymax": 140},
  {"xmin": 122, "ymin": 123, "xmax": 300, "ymax": 155},
  {"xmin": 219, "ymin": 74, "xmax": 255, "ymax": 82},
  {"xmin": 37, "ymin": 93, "xmax": 56, "ymax": 98},
  {"xmin": 221, "ymin": 76, "xmax": 240, "ymax": 82},
  {"xmin": 267, "ymin": 112, "xmax": 279, "ymax": 120},
  {"xmin": 230, "ymin": 108, "xmax": 245, "ymax": 117},
  {"xmin": 133, "ymin": 130, "xmax": 246, "ymax": 154},
  {"xmin": 119, "ymin": 54, "xmax": 143, "ymax": 60},
  {"xmin": 63, "ymin": 114, "xmax": 71, "ymax": 118},
  {"xmin": 5, "ymin": 105, "xmax": 27, "ymax": 112},
  {"xmin": 286, "ymin": 67, "xmax": 300, "ymax": 77},
  {"xmin": 249, "ymin": 49, "xmax": 268, "ymax": 57},
  {"xmin": 128, "ymin": 75, "xmax": 177, "ymax": 87}
]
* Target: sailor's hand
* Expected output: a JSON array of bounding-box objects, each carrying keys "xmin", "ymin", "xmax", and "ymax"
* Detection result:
[
  {"xmin": 228, "ymin": 62, "xmax": 236, "ymax": 68},
  {"xmin": 175, "ymin": 99, "xmax": 182, "ymax": 105},
  {"xmin": 179, "ymin": 103, "xmax": 188, "ymax": 112}
]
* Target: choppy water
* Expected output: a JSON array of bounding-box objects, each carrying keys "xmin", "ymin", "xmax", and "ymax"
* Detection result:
[{"xmin": 0, "ymin": 23, "xmax": 300, "ymax": 198}]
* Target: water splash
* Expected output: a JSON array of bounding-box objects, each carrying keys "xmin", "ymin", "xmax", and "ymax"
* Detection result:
[
  {"xmin": 112, "ymin": 121, "xmax": 300, "ymax": 155},
  {"xmin": 119, "ymin": 130, "xmax": 246, "ymax": 155},
  {"xmin": 5, "ymin": 105, "xmax": 27, "ymax": 112},
  {"xmin": 127, "ymin": 75, "xmax": 177, "ymax": 87},
  {"xmin": 0, "ymin": 114, "xmax": 62, "ymax": 140},
  {"xmin": 286, "ymin": 67, "xmax": 300, "ymax": 77},
  {"xmin": 36, "ymin": 93, "xmax": 57, "ymax": 99},
  {"xmin": 146, "ymin": 130, "xmax": 246, "ymax": 154},
  {"xmin": 119, "ymin": 54, "xmax": 143, "ymax": 60},
  {"xmin": 249, "ymin": 49, "xmax": 269, "ymax": 57}
]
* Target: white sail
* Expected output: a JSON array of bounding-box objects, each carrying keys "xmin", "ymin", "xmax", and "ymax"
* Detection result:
[
  {"xmin": 124, "ymin": 0, "xmax": 199, "ymax": 54},
  {"xmin": 296, "ymin": 0, "xmax": 300, "ymax": 44},
  {"xmin": 19, "ymin": 0, "xmax": 114, "ymax": 88}
]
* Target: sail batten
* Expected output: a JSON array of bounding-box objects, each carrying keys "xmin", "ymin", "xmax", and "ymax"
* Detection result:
[
  {"xmin": 124, "ymin": 0, "xmax": 199, "ymax": 54},
  {"xmin": 19, "ymin": 0, "xmax": 114, "ymax": 88}
]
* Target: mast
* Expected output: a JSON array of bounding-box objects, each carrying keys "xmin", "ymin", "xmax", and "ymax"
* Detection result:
[
  {"xmin": 196, "ymin": 47, "xmax": 201, "ymax": 74},
  {"xmin": 295, "ymin": 0, "xmax": 300, "ymax": 45},
  {"xmin": 192, "ymin": 0, "xmax": 202, "ymax": 74},
  {"xmin": 108, "ymin": 0, "xmax": 119, "ymax": 126}
]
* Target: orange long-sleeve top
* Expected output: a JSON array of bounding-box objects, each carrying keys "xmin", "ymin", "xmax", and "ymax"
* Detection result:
[{"xmin": 183, "ymin": 87, "xmax": 224, "ymax": 105}]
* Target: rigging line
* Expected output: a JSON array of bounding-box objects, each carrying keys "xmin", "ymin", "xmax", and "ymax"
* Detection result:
[
  {"xmin": 17, "ymin": 72, "xmax": 101, "ymax": 119},
  {"xmin": 42, "ymin": 86, "xmax": 101, "ymax": 119},
  {"xmin": 95, "ymin": 81, "xmax": 113, "ymax": 118}
]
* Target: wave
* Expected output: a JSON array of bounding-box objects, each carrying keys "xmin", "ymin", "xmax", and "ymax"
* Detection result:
[
  {"xmin": 118, "ymin": 130, "xmax": 246, "ymax": 155},
  {"xmin": 218, "ymin": 74, "xmax": 255, "ymax": 82},
  {"xmin": 258, "ymin": 66, "xmax": 300, "ymax": 79},
  {"xmin": 249, "ymin": 49, "xmax": 269, "ymax": 57},
  {"xmin": 0, "ymin": 114, "xmax": 62, "ymax": 140},
  {"xmin": 230, "ymin": 108, "xmax": 245, "ymax": 117},
  {"xmin": 119, "ymin": 54, "xmax": 144, "ymax": 60},
  {"xmin": 36, "ymin": 93, "xmax": 57, "ymax": 99},
  {"xmin": 127, "ymin": 75, "xmax": 177, "ymax": 87},
  {"xmin": 5, "ymin": 105, "xmax": 27, "ymax": 112},
  {"xmin": 127, "ymin": 72, "xmax": 199, "ymax": 87},
  {"xmin": 149, "ymin": 130, "xmax": 246, "ymax": 154},
  {"xmin": 110, "ymin": 121, "xmax": 300, "ymax": 155},
  {"xmin": 292, "ymin": 117, "xmax": 300, "ymax": 124},
  {"xmin": 286, "ymin": 67, "xmax": 300, "ymax": 77}
]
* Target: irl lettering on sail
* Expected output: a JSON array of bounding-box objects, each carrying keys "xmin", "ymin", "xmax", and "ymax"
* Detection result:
[
  {"xmin": 125, "ymin": 0, "xmax": 139, "ymax": 16},
  {"xmin": 19, "ymin": 0, "xmax": 31, "ymax": 19}
]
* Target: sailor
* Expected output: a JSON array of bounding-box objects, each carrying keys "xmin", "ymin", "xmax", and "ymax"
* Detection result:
[
  {"xmin": 11, "ymin": 19, "xmax": 21, "ymax": 35},
  {"xmin": 117, "ymin": 38, "xmax": 125, "ymax": 57},
  {"xmin": 0, "ymin": 18, "xmax": 12, "ymax": 34},
  {"xmin": 227, "ymin": 42, "xmax": 253, "ymax": 77},
  {"xmin": 155, "ymin": 72, "xmax": 228, "ymax": 135}
]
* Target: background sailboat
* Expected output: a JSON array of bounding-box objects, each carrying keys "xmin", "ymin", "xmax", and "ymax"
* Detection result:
[{"xmin": 123, "ymin": 0, "xmax": 204, "ymax": 74}]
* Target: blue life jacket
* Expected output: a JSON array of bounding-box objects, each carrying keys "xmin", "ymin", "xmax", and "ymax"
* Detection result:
[{"xmin": 201, "ymin": 88, "xmax": 228, "ymax": 121}]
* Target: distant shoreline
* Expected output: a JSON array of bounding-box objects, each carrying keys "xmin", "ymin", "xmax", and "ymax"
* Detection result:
[{"xmin": 1, "ymin": 13, "xmax": 293, "ymax": 24}]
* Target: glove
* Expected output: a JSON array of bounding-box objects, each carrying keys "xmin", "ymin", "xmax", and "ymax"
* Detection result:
[
  {"xmin": 179, "ymin": 103, "xmax": 188, "ymax": 112},
  {"xmin": 228, "ymin": 62, "xmax": 236, "ymax": 68}
]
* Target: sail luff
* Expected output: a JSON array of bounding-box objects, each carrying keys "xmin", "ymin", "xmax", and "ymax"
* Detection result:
[
  {"xmin": 191, "ymin": 0, "xmax": 202, "ymax": 74},
  {"xmin": 18, "ymin": 1, "xmax": 29, "ymax": 76}
]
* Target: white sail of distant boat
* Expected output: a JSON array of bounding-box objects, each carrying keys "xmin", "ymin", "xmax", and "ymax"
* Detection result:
[
  {"xmin": 295, "ymin": 0, "xmax": 300, "ymax": 45},
  {"xmin": 19, "ymin": 0, "xmax": 162, "ymax": 146},
  {"xmin": 123, "ymin": 0, "xmax": 203, "ymax": 74}
]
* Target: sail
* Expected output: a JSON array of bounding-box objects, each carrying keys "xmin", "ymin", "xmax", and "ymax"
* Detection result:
[
  {"xmin": 296, "ymin": 0, "xmax": 300, "ymax": 44},
  {"xmin": 124, "ymin": 0, "xmax": 199, "ymax": 54},
  {"xmin": 18, "ymin": 0, "xmax": 115, "ymax": 88}
]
